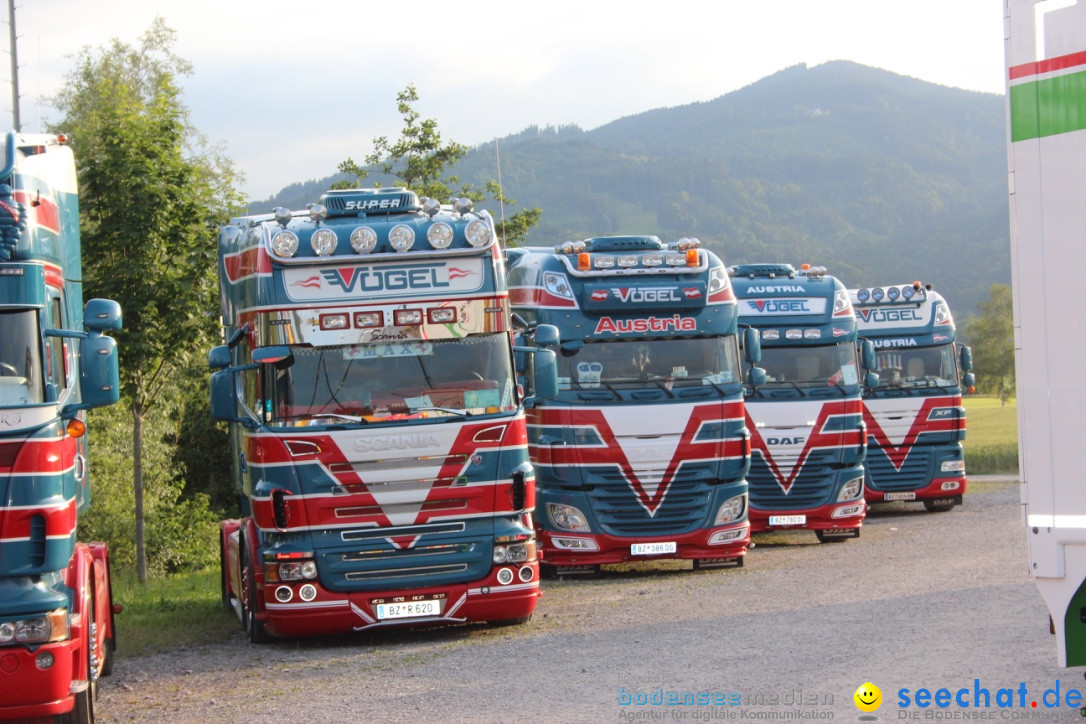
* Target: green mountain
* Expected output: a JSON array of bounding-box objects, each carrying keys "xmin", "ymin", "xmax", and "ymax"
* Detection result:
[{"xmin": 254, "ymin": 61, "xmax": 1008, "ymax": 317}]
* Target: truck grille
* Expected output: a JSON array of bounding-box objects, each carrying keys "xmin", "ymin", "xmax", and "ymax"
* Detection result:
[
  {"xmin": 586, "ymin": 466, "xmax": 715, "ymax": 536},
  {"xmin": 865, "ymin": 447, "xmax": 936, "ymax": 493},
  {"xmin": 747, "ymin": 450, "xmax": 840, "ymax": 510},
  {"xmin": 313, "ymin": 521, "xmax": 493, "ymax": 592}
]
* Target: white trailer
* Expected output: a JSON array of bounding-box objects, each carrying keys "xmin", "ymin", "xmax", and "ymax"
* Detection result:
[{"xmin": 1006, "ymin": 0, "xmax": 1086, "ymax": 667}]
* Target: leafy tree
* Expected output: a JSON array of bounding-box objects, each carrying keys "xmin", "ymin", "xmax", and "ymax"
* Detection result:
[
  {"xmin": 961, "ymin": 283, "xmax": 1015, "ymax": 402},
  {"xmin": 336, "ymin": 84, "xmax": 540, "ymax": 246},
  {"xmin": 49, "ymin": 18, "xmax": 243, "ymax": 582}
]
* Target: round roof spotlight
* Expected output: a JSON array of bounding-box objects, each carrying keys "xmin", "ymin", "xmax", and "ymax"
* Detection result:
[
  {"xmin": 422, "ymin": 197, "xmax": 442, "ymax": 217},
  {"xmin": 350, "ymin": 226, "xmax": 378, "ymax": 254},
  {"xmin": 427, "ymin": 222, "xmax": 455, "ymax": 249},
  {"xmin": 872, "ymin": 287, "xmax": 885, "ymax": 301},
  {"xmin": 887, "ymin": 286, "xmax": 900, "ymax": 300},
  {"xmin": 465, "ymin": 220, "xmax": 492, "ymax": 247},
  {"xmin": 454, "ymin": 197, "xmax": 474, "ymax": 214},
  {"xmin": 901, "ymin": 285, "xmax": 916, "ymax": 300},
  {"xmin": 311, "ymin": 228, "xmax": 337, "ymax": 256},
  {"xmin": 856, "ymin": 288, "xmax": 870, "ymax": 302},
  {"xmin": 273, "ymin": 207, "xmax": 293, "ymax": 227},
  {"xmin": 308, "ymin": 203, "xmax": 328, "ymax": 222},
  {"xmin": 389, "ymin": 224, "xmax": 416, "ymax": 252},
  {"xmin": 270, "ymin": 230, "xmax": 299, "ymax": 258}
]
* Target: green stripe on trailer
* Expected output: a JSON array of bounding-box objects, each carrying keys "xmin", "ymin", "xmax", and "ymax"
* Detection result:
[{"xmin": 1010, "ymin": 69, "xmax": 1086, "ymax": 141}]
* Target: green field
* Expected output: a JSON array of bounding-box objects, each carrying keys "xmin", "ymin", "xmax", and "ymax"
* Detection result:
[{"xmin": 963, "ymin": 395, "xmax": 1019, "ymax": 475}]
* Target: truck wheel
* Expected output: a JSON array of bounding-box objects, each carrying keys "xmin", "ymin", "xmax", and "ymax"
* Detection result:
[
  {"xmin": 241, "ymin": 546, "xmax": 271, "ymax": 644},
  {"xmin": 60, "ymin": 601, "xmax": 96, "ymax": 723},
  {"xmin": 220, "ymin": 533, "xmax": 230, "ymax": 610},
  {"xmin": 60, "ymin": 686, "xmax": 93, "ymax": 724}
]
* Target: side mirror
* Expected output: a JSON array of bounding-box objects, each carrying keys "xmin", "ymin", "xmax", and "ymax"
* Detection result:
[
  {"xmin": 535, "ymin": 323, "xmax": 560, "ymax": 349},
  {"xmin": 742, "ymin": 327, "xmax": 762, "ymax": 365},
  {"xmin": 253, "ymin": 345, "xmax": 294, "ymax": 370},
  {"xmin": 860, "ymin": 339, "xmax": 877, "ymax": 371},
  {"xmin": 529, "ymin": 348, "xmax": 558, "ymax": 404},
  {"xmin": 210, "ymin": 369, "xmax": 242, "ymax": 422},
  {"xmin": 209, "ymin": 345, "xmax": 232, "ymax": 370},
  {"xmin": 959, "ymin": 345, "xmax": 973, "ymax": 373},
  {"xmin": 68, "ymin": 334, "xmax": 120, "ymax": 412},
  {"xmin": 83, "ymin": 299, "xmax": 122, "ymax": 332},
  {"xmin": 962, "ymin": 372, "xmax": 976, "ymax": 393},
  {"xmin": 865, "ymin": 371, "xmax": 880, "ymax": 389},
  {"xmin": 746, "ymin": 366, "xmax": 766, "ymax": 387}
]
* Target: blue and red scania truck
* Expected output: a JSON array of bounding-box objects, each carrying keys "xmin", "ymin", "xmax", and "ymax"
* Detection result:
[
  {"xmin": 506, "ymin": 236, "xmax": 752, "ymax": 574},
  {"xmin": 729, "ymin": 263, "xmax": 868, "ymax": 542},
  {"xmin": 210, "ymin": 188, "xmax": 557, "ymax": 641},
  {"xmin": 0, "ymin": 132, "xmax": 123, "ymax": 721},
  {"xmin": 849, "ymin": 283, "xmax": 973, "ymax": 512}
]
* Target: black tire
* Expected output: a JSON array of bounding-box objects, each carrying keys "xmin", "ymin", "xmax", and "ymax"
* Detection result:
[
  {"xmin": 59, "ymin": 595, "xmax": 96, "ymax": 723},
  {"xmin": 58, "ymin": 685, "xmax": 93, "ymax": 724},
  {"xmin": 220, "ymin": 533, "xmax": 231, "ymax": 610},
  {"xmin": 241, "ymin": 545, "xmax": 271, "ymax": 644}
]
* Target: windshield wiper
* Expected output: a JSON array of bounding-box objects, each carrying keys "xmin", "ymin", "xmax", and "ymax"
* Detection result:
[
  {"xmin": 305, "ymin": 413, "xmax": 369, "ymax": 424},
  {"xmin": 410, "ymin": 405, "xmax": 472, "ymax": 418}
]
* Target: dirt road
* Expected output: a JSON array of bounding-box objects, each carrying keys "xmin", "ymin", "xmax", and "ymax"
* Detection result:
[{"xmin": 97, "ymin": 477, "xmax": 1086, "ymax": 722}]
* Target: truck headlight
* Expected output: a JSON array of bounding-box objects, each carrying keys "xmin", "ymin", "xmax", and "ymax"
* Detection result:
[
  {"xmin": 0, "ymin": 610, "xmax": 69, "ymax": 646},
  {"xmin": 493, "ymin": 540, "xmax": 536, "ymax": 564},
  {"xmin": 270, "ymin": 230, "xmax": 299, "ymax": 257},
  {"xmin": 941, "ymin": 460, "xmax": 965, "ymax": 472},
  {"xmin": 837, "ymin": 476, "xmax": 864, "ymax": 502},
  {"xmin": 548, "ymin": 502, "xmax": 590, "ymax": 532},
  {"xmin": 714, "ymin": 494, "xmax": 746, "ymax": 525}
]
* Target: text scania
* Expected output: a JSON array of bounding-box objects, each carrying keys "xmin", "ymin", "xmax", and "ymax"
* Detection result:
[
  {"xmin": 323, "ymin": 263, "xmax": 450, "ymax": 293},
  {"xmin": 354, "ymin": 434, "xmax": 439, "ymax": 452},
  {"xmin": 594, "ymin": 315, "xmax": 698, "ymax": 334}
]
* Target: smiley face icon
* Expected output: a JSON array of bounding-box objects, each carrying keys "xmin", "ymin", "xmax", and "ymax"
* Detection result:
[{"xmin": 854, "ymin": 682, "xmax": 882, "ymax": 713}]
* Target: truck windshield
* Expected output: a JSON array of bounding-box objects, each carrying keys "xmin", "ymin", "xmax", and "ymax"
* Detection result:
[
  {"xmin": 870, "ymin": 343, "xmax": 958, "ymax": 389},
  {"xmin": 0, "ymin": 309, "xmax": 43, "ymax": 406},
  {"xmin": 557, "ymin": 337, "xmax": 740, "ymax": 391},
  {"xmin": 259, "ymin": 333, "xmax": 516, "ymax": 426},
  {"xmin": 751, "ymin": 342, "xmax": 859, "ymax": 389}
]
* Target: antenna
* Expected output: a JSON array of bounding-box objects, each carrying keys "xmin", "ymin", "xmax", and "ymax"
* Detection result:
[
  {"xmin": 495, "ymin": 139, "xmax": 506, "ymax": 242},
  {"xmin": 7, "ymin": 0, "xmax": 18, "ymax": 131}
]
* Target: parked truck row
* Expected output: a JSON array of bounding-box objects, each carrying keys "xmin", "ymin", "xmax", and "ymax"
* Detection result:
[
  {"xmin": 206, "ymin": 185, "xmax": 976, "ymax": 644},
  {"xmin": 0, "ymin": 149, "xmax": 979, "ymax": 721}
]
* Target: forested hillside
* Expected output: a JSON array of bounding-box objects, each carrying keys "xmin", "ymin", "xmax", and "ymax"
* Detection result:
[{"xmin": 254, "ymin": 61, "xmax": 1008, "ymax": 317}]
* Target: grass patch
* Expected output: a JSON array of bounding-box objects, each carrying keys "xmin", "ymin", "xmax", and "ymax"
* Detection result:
[
  {"xmin": 964, "ymin": 396, "xmax": 1018, "ymax": 475},
  {"xmin": 111, "ymin": 568, "xmax": 239, "ymax": 656}
]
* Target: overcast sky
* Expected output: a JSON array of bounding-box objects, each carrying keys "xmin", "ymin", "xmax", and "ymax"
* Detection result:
[{"xmin": 7, "ymin": 0, "xmax": 1008, "ymax": 201}]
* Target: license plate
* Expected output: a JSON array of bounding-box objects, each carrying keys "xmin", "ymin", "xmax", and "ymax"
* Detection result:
[
  {"xmin": 884, "ymin": 492, "xmax": 916, "ymax": 501},
  {"xmin": 768, "ymin": 515, "xmax": 806, "ymax": 526},
  {"xmin": 374, "ymin": 598, "xmax": 443, "ymax": 620},
  {"xmin": 631, "ymin": 541, "xmax": 677, "ymax": 556}
]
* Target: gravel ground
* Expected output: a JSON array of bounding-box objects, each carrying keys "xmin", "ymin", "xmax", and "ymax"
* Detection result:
[{"xmin": 96, "ymin": 476, "xmax": 1086, "ymax": 722}]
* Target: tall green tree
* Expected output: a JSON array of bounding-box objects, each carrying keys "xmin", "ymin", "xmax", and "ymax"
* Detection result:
[
  {"xmin": 49, "ymin": 18, "xmax": 243, "ymax": 582},
  {"xmin": 336, "ymin": 84, "xmax": 540, "ymax": 246},
  {"xmin": 961, "ymin": 283, "xmax": 1015, "ymax": 402}
]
